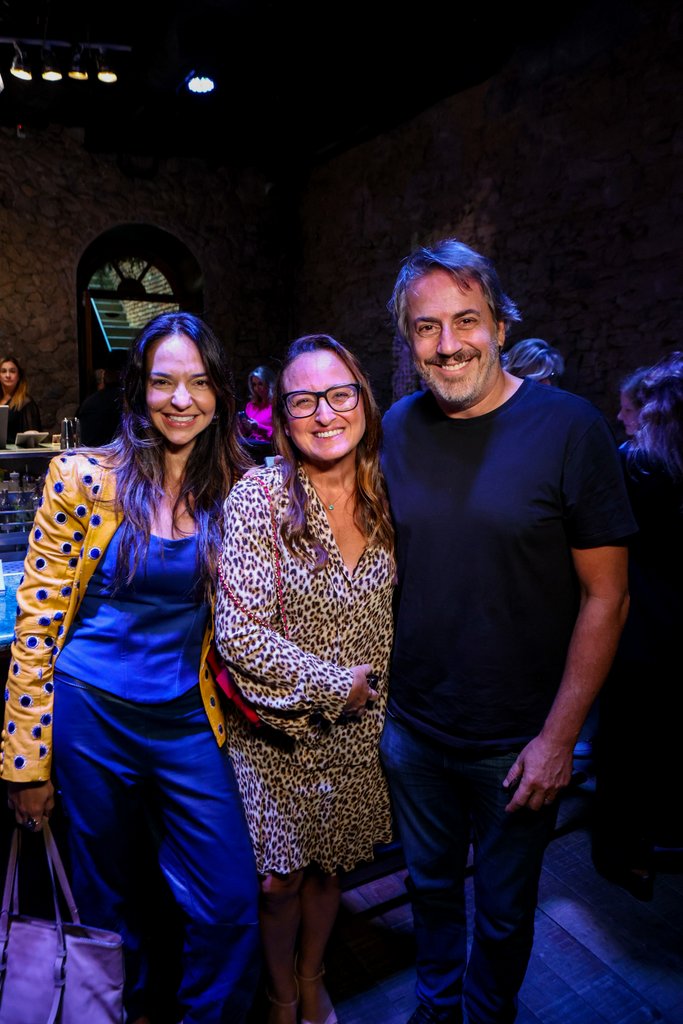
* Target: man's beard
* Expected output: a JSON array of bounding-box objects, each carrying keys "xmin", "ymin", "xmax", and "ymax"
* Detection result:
[{"xmin": 415, "ymin": 340, "xmax": 501, "ymax": 412}]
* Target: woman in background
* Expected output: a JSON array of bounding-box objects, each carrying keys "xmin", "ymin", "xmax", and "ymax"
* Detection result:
[
  {"xmin": 0, "ymin": 354, "xmax": 42, "ymax": 440},
  {"xmin": 242, "ymin": 364, "xmax": 277, "ymax": 442},
  {"xmin": 501, "ymin": 337, "xmax": 565, "ymax": 385},
  {"xmin": 3, "ymin": 312, "xmax": 260, "ymax": 1023},
  {"xmin": 215, "ymin": 334, "xmax": 395, "ymax": 1024},
  {"xmin": 616, "ymin": 364, "xmax": 651, "ymax": 439},
  {"xmin": 593, "ymin": 351, "xmax": 683, "ymax": 899}
]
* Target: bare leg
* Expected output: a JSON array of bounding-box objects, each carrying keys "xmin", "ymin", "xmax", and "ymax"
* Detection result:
[
  {"xmin": 260, "ymin": 870, "xmax": 304, "ymax": 1024},
  {"xmin": 296, "ymin": 870, "xmax": 341, "ymax": 1024}
]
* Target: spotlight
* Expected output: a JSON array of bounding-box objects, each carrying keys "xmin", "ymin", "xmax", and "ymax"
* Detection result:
[
  {"xmin": 41, "ymin": 48, "xmax": 63, "ymax": 82},
  {"xmin": 96, "ymin": 50, "xmax": 117, "ymax": 83},
  {"xmin": 67, "ymin": 46, "xmax": 88, "ymax": 81},
  {"xmin": 10, "ymin": 43, "xmax": 32, "ymax": 81},
  {"xmin": 186, "ymin": 71, "xmax": 215, "ymax": 94}
]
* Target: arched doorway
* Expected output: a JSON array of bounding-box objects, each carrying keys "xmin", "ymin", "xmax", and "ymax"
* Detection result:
[{"xmin": 77, "ymin": 225, "xmax": 203, "ymax": 401}]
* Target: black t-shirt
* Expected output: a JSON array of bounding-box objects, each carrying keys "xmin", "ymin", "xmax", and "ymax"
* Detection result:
[
  {"xmin": 7, "ymin": 398, "xmax": 42, "ymax": 441},
  {"xmin": 381, "ymin": 380, "xmax": 637, "ymax": 754}
]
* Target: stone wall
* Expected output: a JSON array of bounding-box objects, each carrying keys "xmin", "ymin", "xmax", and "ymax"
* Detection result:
[
  {"xmin": 0, "ymin": 126, "xmax": 283, "ymax": 433},
  {"xmin": 289, "ymin": 0, "xmax": 683, "ymax": 423},
  {"xmin": 0, "ymin": 0, "xmax": 680, "ymax": 436}
]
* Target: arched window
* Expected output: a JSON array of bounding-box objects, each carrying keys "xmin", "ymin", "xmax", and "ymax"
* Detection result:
[{"xmin": 77, "ymin": 226, "xmax": 203, "ymax": 401}]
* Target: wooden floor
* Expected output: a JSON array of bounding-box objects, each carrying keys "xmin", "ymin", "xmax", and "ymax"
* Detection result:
[
  {"xmin": 250, "ymin": 771, "xmax": 683, "ymax": 1024},
  {"xmin": 3, "ymin": 765, "xmax": 681, "ymax": 1024}
]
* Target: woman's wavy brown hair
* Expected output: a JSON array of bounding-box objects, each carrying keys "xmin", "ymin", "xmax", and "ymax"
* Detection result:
[{"xmin": 272, "ymin": 333, "xmax": 394, "ymax": 569}]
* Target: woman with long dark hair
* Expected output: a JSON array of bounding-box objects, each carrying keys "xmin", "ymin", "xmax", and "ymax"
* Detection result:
[
  {"xmin": 3, "ymin": 312, "xmax": 261, "ymax": 1023},
  {"xmin": 215, "ymin": 334, "xmax": 395, "ymax": 1024},
  {"xmin": 593, "ymin": 351, "xmax": 683, "ymax": 899}
]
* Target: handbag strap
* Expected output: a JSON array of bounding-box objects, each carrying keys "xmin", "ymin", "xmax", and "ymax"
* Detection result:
[
  {"xmin": 0, "ymin": 824, "xmax": 70, "ymax": 1024},
  {"xmin": 217, "ymin": 475, "xmax": 289, "ymax": 639}
]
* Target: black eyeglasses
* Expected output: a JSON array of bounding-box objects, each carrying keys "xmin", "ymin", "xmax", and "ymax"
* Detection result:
[{"xmin": 282, "ymin": 382, "xmax": 362, "ymax": 418}]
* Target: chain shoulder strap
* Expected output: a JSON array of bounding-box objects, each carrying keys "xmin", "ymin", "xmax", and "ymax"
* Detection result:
[{"xmin": 217, "ymin": 476, "xmax": 289, "ymax": 639}]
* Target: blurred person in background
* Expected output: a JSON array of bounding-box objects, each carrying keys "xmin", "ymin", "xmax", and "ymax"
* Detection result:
[
  {"xmin": 77, "ymin": 348, "xmax": 129, "ymax": 447},
  {"xmin": 501, "ymin": 337, "xmax": 565, "ymax": 386},
  {"xmin": 0, "ymin": 354, "xmax": 42, "ymax": 440},
  {"xmin": 616, "ymin": 365, "xmax": 651, "ymax": 439},
  {"xmin": 593, "ymin": 351, "xmax": 683, "ymax": 900}
]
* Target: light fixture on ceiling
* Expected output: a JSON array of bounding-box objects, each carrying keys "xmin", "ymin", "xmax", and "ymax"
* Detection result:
[
  {"xmin": 96, "ymin": 50, "xmax": 117, "ymax": 84},
  {"xmin": 67, "ymin": 45, "xmax": 88, "ymax": 81},
  {"xmin": 185, "ymin": 70, "xmax": 215, "ymax": 94},
  {"xmin": 41, "ymin": 47, "xmax": 63, "ymax": 82},
  {"xmin": 10, "ymin": 42, "xmax": 32, "ymax": 81}
]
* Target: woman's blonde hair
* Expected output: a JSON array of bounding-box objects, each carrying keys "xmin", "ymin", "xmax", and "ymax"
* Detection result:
[{"xmin": 272, "ymin": 334, "xmax": 394, "ymax": 569}]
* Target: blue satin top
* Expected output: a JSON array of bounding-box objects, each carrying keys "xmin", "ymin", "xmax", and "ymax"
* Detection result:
[{"xmin": 55, "ymin": 527, "xmax": 209, "ymax": 703}]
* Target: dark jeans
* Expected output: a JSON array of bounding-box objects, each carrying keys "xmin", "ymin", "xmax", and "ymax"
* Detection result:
[
  {"xmin": 53, "ymin": 677, "xmax": 261, "ymax": 1024},
  {"xmin": 380, "ymin": 714, "xmax": 558, "ymax": 1024}
]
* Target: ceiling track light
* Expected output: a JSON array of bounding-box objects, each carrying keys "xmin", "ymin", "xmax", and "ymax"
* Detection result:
[
  {"xmin": 1, "ymin": 37, "xmax": 131, "ymax": 86},
  {"xmin": 96, "ymin": 50, "xmax": 117, "ymax": 84},
  {"xmin": 41, "ymin": 47, "xmax": 62, "ymax": 82},
  {"xmin": 67, "ymin": 45, "xmax": 88, "ymax": 81},
  {"xmin": 10, "ymin": 42, "xmax": 32, "ymax": 81}
]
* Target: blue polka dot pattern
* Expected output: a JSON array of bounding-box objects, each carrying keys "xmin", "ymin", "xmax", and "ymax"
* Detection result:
[{"xmin": 2, "ymin": 450, "xmax": 226, "ymax": 781}]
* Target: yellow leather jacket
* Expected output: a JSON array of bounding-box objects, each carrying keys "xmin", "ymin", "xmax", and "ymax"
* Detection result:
[{"xmin": 1, "ymin": 451, "xmax": 227, "ymax": 784}]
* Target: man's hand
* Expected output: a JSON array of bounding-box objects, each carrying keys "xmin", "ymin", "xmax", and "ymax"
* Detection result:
[{"xmin": 502, "ymin": 734, "xmax": 574, "ymax": 813}]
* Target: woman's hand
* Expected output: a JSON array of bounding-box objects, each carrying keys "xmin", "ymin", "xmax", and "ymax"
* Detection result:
[
  {"xmin": 6, "ymin": 780, "xmax": 55, "ymax": 832},
  {"xmin": 342, "ymin": 664, "xmax": 379, "ymax": 718}
]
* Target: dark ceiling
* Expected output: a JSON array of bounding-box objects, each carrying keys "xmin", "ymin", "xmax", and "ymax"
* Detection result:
[{"xmin": 0, "ymin": 0, "xmax": 589, "ymax": 176}]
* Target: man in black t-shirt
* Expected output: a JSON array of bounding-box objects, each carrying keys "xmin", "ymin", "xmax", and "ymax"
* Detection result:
[{"xmin": 379, "ymin": 238, "xmax": 636, "ymax": 1024}]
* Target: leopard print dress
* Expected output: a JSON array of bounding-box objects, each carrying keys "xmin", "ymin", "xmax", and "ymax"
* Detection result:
[{"xmin": 214, "ymin": 463, "xmax": 394, "ymax": 875}]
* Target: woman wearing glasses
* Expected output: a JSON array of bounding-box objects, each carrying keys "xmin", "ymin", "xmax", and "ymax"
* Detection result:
[{"xmin": 214, "ymin": 334, "xmax": 395, "ymax": 1024}]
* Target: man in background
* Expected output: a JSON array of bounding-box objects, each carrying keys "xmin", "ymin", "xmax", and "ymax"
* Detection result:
[
  {"xmin": 77, "ymin": 349, "xmax": 127, "ymax": 447},
  {"xmin": 379, "ymin": 237, "xmax": 636, "ymax": 1024}
]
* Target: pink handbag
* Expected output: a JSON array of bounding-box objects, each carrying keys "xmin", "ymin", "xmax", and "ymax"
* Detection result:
[{"xmin": 0, "ymin": 822, "xmax": 125, "ymax": 1024}]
